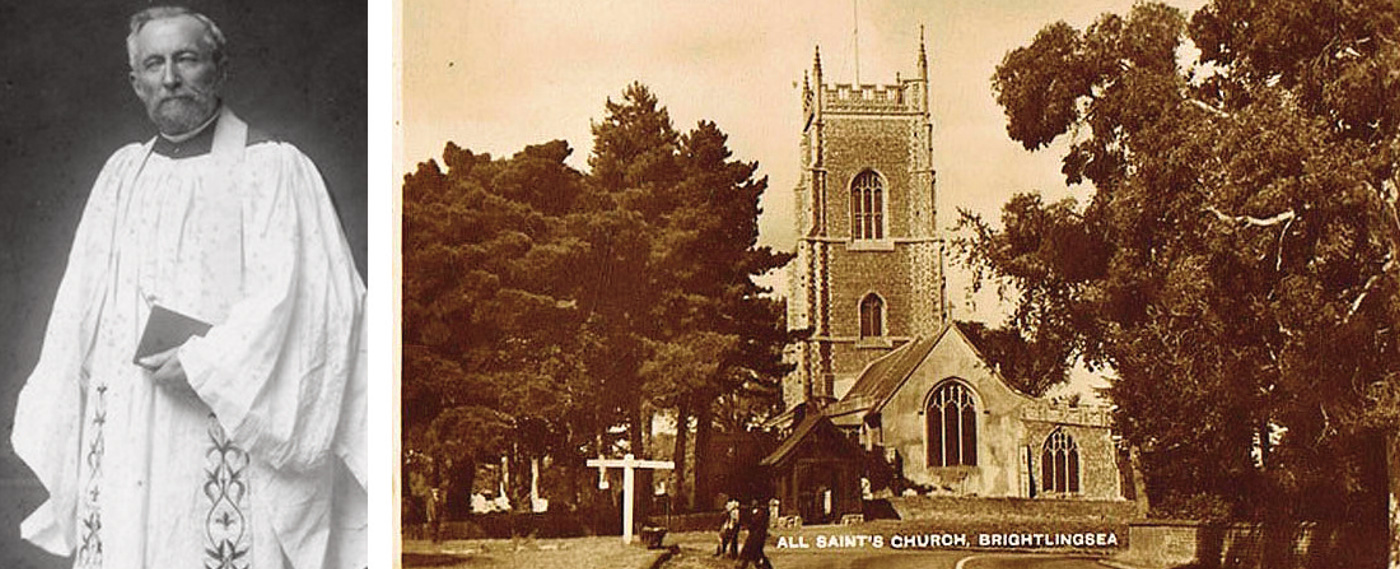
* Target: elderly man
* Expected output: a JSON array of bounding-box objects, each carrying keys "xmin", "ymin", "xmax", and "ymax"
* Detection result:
[{"xmin": 11, "ymin": 6, "xmax": 366, "ymax": 569}]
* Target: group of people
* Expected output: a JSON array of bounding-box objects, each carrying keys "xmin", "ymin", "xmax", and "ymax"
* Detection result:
[{"xmin": 716, "ymin": 499, "xmax": 774, "ymax": 569}]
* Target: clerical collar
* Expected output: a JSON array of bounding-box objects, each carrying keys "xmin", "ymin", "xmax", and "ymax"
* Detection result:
[{"xmin": 152, "ymin": 113, "xmax": 220, "ymax": 159}]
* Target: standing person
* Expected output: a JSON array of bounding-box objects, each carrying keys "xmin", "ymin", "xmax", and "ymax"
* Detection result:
[
  {"xmin": 737, "ymin": 500, "xmax": 772, "ymax": 569},
  {"xmin": 426, "ymin": 487, "xmax": 442, "ymax": 543},
  {"xmin": 716, "ymin": 498, "xmax": 741, "ymax": 558},
  {"xmin": 10, "ymin": 6, "xmax": 366, "ymax": 569}
]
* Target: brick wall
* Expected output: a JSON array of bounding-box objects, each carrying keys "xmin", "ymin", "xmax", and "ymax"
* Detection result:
[
  {"xmin": 889, "ymin": 495, "xmax": 1138, "ymax": 524},
  {"xmin": 1112, "ymin": 521, "xmax": 1386, "ymax": 569}
]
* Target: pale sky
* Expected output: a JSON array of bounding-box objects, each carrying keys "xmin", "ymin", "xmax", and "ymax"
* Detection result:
[{"xmin": 397, "ymin": 0, "xmax": 1207, "ymax": 396}]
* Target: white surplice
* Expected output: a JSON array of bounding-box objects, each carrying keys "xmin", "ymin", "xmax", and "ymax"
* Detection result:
[{"xmin": 11, "ymin": 108, "xmax": 367, "ymax": 569}]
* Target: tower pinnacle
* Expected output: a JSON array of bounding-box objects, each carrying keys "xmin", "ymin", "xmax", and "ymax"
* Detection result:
[{"xmin": 918, "ymin": 25, "xmax": 928, "ymax": 81}]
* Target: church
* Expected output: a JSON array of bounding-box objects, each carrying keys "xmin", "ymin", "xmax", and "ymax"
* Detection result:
[{"xmin": 766, "ymin": 38, "xmax": 1126, "ymax": 525}]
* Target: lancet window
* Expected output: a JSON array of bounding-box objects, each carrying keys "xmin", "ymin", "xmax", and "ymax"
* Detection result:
[
  {"xmin": 1041, "ymin": 428, "xmax": 1080, "ymax": 494},
  {"xmin": 859, "ymin": 293, "xmax": 884, "ymax": 338},
  {"xmin": 850, "ymin": 170, "xmax": 884, "ymax": 240}
]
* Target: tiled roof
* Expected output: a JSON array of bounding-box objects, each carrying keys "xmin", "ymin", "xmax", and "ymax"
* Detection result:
[
  {"xmin": 759, "ymin": 413, "xmax": 824, "ymax": 467},
  {"xmin": 758, "ymin": 413, "xmax": 864, "ymax": 467},
  {"xmin": 824, "ymin": 325, "xmax": 950, "ymax": 417}
]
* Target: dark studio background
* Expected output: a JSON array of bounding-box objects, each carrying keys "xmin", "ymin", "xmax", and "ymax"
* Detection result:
[{"xmin": 0, "ymin": 1, "xmax": 367, "ymax": 566}]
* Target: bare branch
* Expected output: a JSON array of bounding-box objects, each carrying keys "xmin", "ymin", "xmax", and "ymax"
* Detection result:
[
  {"xmin": 1189, "ymin": 98, "xmax": 1229, "ymax": 118},
  {"xmin": 1345, "ymin": 255, "xmax": 1397, "ymax": 322},
  {"xmin": 1275, "ymin": 215, "xmax": 1294, "ymax": 272},
  {"xmin": 1206, "ymin": 206, "xmax": 1296, "ymax": 227},
  {"xmin": 1316, "ymin": 404, "xmax": 1331, "ymax": 445}
]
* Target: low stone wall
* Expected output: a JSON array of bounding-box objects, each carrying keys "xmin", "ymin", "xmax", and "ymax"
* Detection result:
[
  {"xmin": 1109, "ymin": 520, "xmax": 1385, "ymax": 569},
  {"xmin": 407, "ymin": 511, "xmax": 611, "ymax": 540},
  {"xmin": 889, "ymin": 495, "xmax": 1139, "ymax": 523},
  {"xmin": 1109, "ymin": 521, "xmax": 1198, "ymax": 568},
  {"xmin": 645, "ymin": 511, "xmax": 728, "ymax": 533}
]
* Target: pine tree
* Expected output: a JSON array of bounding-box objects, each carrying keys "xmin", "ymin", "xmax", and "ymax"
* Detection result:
[
  {"xmin": 402, "ymin": 141, "xmax": 595, "ymax": 516},
  {"xmin": 584, "ymin": 86, "xmax": 791, "ymax": 508}
]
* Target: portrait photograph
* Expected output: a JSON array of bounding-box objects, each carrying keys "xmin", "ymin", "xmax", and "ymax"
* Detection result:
[{"xmin": 0, "ymin": 1, "xmax": 367, "ymax": 567}]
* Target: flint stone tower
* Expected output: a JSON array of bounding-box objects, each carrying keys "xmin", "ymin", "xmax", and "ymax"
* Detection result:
[{"xmin": 785, "ymin": 38, "xmax": 947, "ymax": 410}]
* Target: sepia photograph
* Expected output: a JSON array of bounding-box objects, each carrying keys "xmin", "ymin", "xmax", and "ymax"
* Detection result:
[
  {"xmin": 0, "ymin": 1, "xmax": 368, "ymax": 568},
  {"xmin": 399, "ymin": 1, "xmax": 1400, "ymax": 568}
]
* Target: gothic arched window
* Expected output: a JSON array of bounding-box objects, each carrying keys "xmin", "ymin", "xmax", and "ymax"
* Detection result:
[
  {"xmin": 926, "ymin": 382, "xmax": 977, "ymax": 467},
  {"xmin": 850, "ymin": 170, "xmax": 884, "ymax": 240},
  {"xmin": 859, "ymin": 294, "xmax": 884, "ymax": 338},
  {"xmin": 1041, "ymin": 428, "xmax": 1080, "ymax": 494}
]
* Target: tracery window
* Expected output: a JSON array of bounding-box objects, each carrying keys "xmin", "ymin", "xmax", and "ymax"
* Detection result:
[
  {"xmin": 1041, "ymin": 428, "xmax": 1080, "ymax": 494},
  {"xmin": 850, "ymin": 170, "xmax": 884, "ymax": 240},
  {"xmin": 859, "ymin": 294, "xmax": 884, "ymax": 338},
  {"xmin": 926, "ymin": 382, "xmax": 977, "ymax": 467}
]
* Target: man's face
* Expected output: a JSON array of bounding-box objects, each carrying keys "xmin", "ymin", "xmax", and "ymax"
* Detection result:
[{"xmin": 128, "ymin": 15, "xmax": 224, "ymax": 136}]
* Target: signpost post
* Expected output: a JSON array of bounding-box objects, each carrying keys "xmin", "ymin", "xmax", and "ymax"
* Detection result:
[{"xmin": 586, "ymin": 453, "xmax": 675, "ymax": 544}]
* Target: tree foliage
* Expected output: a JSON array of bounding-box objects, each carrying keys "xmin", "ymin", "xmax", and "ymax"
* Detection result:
[
  {"xmin": 964, "ymin": 0, "xmax": 1400, "ymax": 522},
  {"xmin": 402, "ymin": 140, "xmax": 600, "ymax": 514},
  {"xmin": 584, "ymin": 84, "xmax": 793, "ymax": 506},
  {"xmin": 959, "ymin": 320, "xmax": 1072, "ymax": 397},
  {"xmin": 401, "ymin": 83, "xmax": 791, "ymax": 513}
]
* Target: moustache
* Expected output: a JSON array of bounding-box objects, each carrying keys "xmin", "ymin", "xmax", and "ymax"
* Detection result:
[
  {"xmin": 156, "ymin": 90, "xmax": 212, "ymax": 105},
  {"xmin": 159, "ymin": 94, "xmax": 197, "ymax": 104}
]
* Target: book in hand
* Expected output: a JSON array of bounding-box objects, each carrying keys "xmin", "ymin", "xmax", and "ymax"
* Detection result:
[{"xmin": 133, "ymin": 304, "xmax": 212, "ymax": 365}]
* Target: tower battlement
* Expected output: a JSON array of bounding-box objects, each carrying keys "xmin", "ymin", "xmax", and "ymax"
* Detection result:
[
  {"xmin": 821, "ymin": 82, "xmax": 920, "ymax": 114},
  {"xmin": 802, "ymin": 78, "xmax": 927, "ymax": 124},
  {"xmin": 1021, "ymin": 401, "xmax": 1114, "ymax": 428},
  {"xmin": 801, "ymin": 33, "xmax": 931, "ymax": 125}
]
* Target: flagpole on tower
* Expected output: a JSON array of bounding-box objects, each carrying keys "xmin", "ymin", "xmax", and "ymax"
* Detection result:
[{"xmin": 853, "ymin": 0, "xmax": 860, "ymax": 85}]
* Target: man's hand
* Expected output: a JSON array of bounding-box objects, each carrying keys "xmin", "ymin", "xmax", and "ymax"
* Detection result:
[{"xmin": 137, "ymin": 347, "xmax": 201, "ymax": 402}]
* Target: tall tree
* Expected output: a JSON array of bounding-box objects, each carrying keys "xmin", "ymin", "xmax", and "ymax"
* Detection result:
[
  {"xmin": 658, "ymin": 120, "xmax": 793, "ymax": 508},
  {"xmin": 576, "ymin": 83, "xmax": 684, "ymax": 457},
  {"xmin": 584, "ymin": 86, "xmax": 792, "ymax": 507},
  {"xmin": 402, "ymin": 141, "xmax": 597, "ymax": 513},
  {"xmin": 963, "ymin": 0, "xmax": 1400, "ymax": 542}
]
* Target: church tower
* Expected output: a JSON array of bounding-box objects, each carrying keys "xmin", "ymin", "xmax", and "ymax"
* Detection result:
[{"xmin": 785, "ymin": 36, "xmax": 946, "ymax": 409}]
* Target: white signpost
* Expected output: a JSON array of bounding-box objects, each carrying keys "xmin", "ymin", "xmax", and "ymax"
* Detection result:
[{"xmin": 587, "ymin": 453, "xmax": 675, "ymax": 544}]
